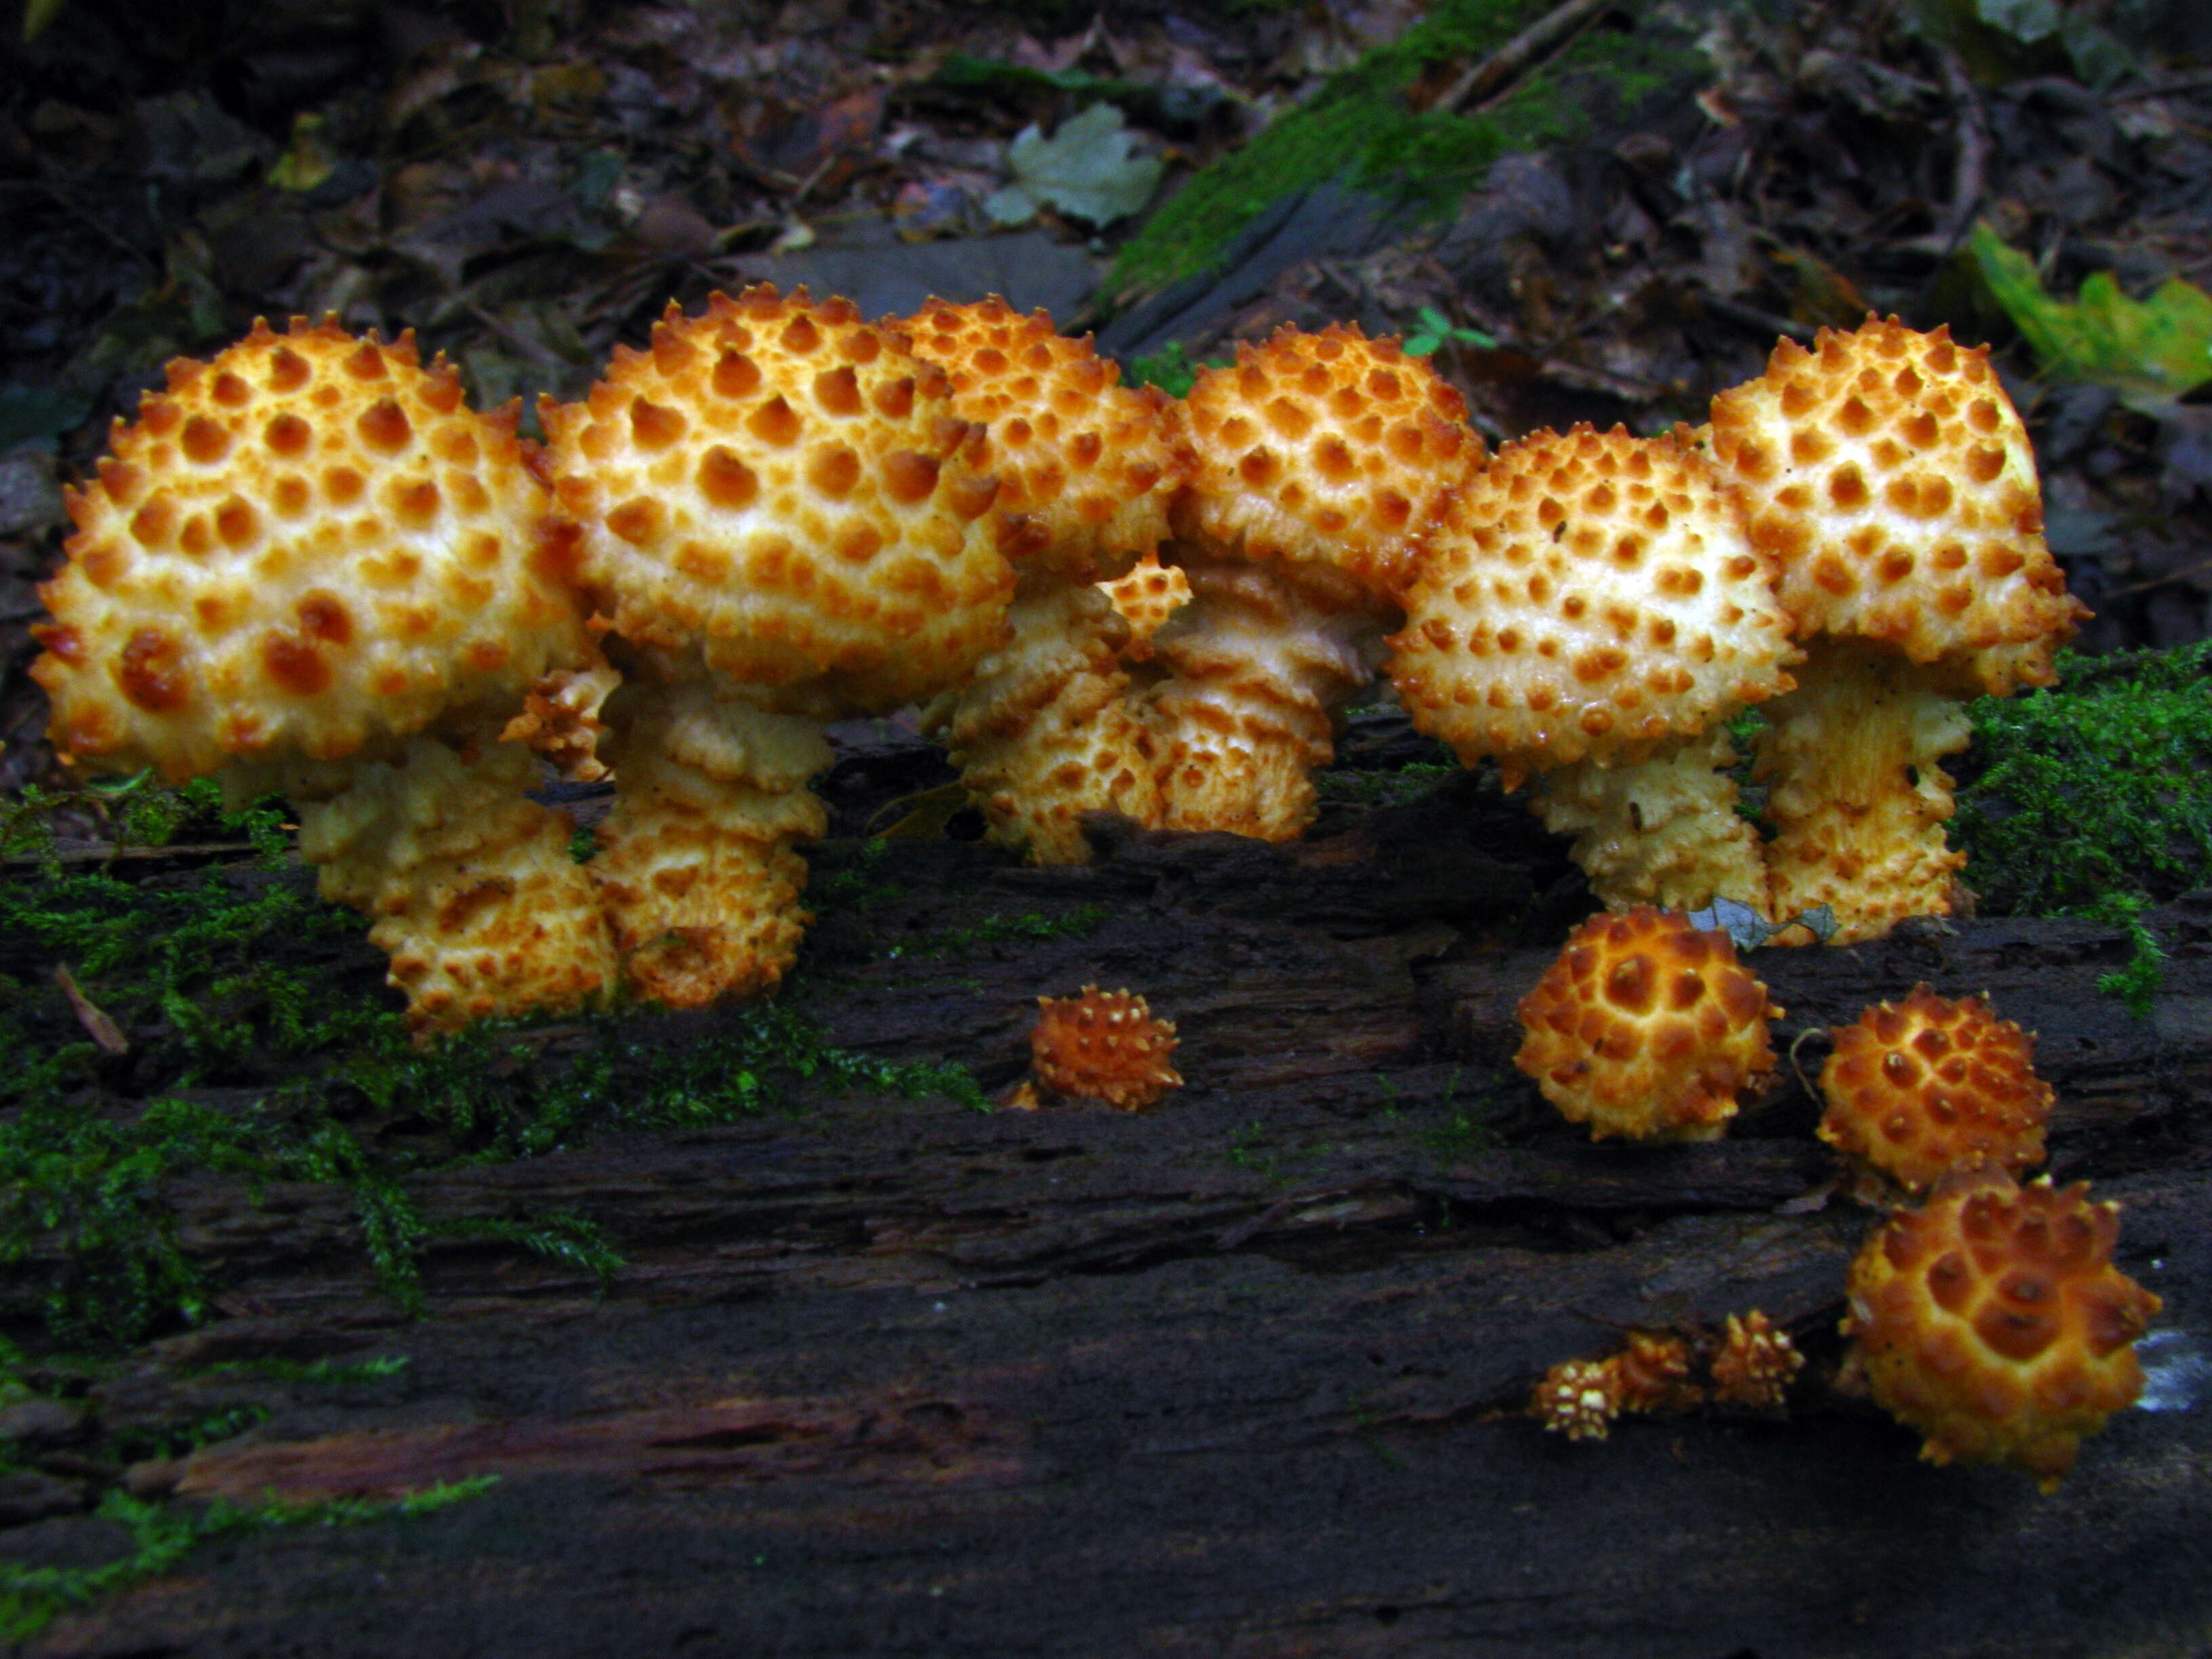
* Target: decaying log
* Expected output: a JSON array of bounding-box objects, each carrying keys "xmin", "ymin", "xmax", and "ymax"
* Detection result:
[{"xmin": 9, "ymin": 752, "xmax": 2212, "ymax": 1658}]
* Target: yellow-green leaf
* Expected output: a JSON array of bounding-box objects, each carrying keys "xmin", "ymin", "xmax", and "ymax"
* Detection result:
[{"xmin": 1971, "ymin": 220, "xmax": 2212, "ymax": 408}]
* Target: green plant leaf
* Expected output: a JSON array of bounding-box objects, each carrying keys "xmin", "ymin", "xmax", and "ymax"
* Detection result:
[
  {"xmin": 986, "ymin": 104, "xmax": 1164, "ymax": 230},
  {"xmin": 1970, "ymin": 222, "xmax": 2212, "ymax": 408}
]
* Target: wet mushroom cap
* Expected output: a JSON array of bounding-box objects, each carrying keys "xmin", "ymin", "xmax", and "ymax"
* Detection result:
[
  {"xmin": 1708, "ymin": 316, "xmax": 2083, "ymax": 693},
  {"xmin": 1030, "ymin": 985, "xmax": 1183, "ymax": 1111},
  {"xmin": 1178, "ymin": 322, "xmax": 1479, "ymax": 596},
  {"xmin": 543, "ymin": 285, "xmax": 1008, "ymax": 711},
  {"xmin": 1391, "ymin": 422, "xmax": 1798, "ymax": 783},
  {"xmin": 33, "ymin": 317, "xmax": 589, "ymax": 779},
  {"xmin": 1843, "ymin": 1166, "xmax": 2159, "ymax": 1489},
  {"xmin": 1820, "ymin": 985, "xmax": 2054, "ymax": 1193},
  {"xmin": 1515, "ymin": 907, "xmax": 1780, "ymax": 1141},
  {"xmin": 903, "ymin": 294, "xmax": 1185, "ymax": 582}
]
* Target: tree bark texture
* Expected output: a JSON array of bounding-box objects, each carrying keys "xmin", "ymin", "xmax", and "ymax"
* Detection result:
[{"xmin": 12, "ymin": 758, "xmax": 2212, "ymax": 1659}]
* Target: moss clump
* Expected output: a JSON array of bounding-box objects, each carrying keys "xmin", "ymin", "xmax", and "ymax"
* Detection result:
[
  {"xmin": 1954, "ymin": 642, "xmax": 2212, "ymax": 915},
  {"xmin": 1952, "ymin": 641, "xmax": 2212, "ymax": 1015},
  {"xmin": 1108, "ymin": 0, "xmax": 1698, "ymax": 298},
  {"xmin": 0, "ymin": 804, "xmax": 983, "ymax": 1347},
  {"xmin": 0, "ymin": 1479, "xmax": 499, "ymax": 1643}
]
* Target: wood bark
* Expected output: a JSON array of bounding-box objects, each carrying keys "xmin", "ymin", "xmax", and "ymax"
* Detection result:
[{"xmin": 10, "ymin": 754, "xmax": 2212, "ymax": 1658}]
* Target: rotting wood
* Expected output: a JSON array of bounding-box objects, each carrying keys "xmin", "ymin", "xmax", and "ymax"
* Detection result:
[{"xmin": 7, "ymin": 751, "xmax": 2212, "ymax": 1658}]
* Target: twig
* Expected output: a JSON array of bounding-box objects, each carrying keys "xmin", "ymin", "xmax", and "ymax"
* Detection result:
[
  {"xmin": 1437, "ymin": 0, "xmax": 1631, "ymax": 115},
  {"xmin": 1930, "ymin": 46, "xmax": 1990, "ymax": 256},
  {"xmin": 1696, "ymin": 292, "xmax": 1814, "ymax": 344}
]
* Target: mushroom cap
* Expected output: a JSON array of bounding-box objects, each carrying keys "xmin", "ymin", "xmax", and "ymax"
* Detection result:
[
  {"xmin": 1100, "ymin": 550, "xmax": 1190, "ymax": 661},
  {"xmin": 1708, "ymin": 317, "xmax": 2085, "ymax": 695},
  {"xmin": 1391, "ymin": 423, "xmax": 1799, "ymax": 779},
  {"xmin": 1515, "ymin": 907, "xmax": 1780, "ymax": 1141},
  {"xmin": 903, "ymin": 295, "xmax": 1186, "ymax": 583},
  {"xmin": 543, "ymin": 286, "xmax": 1008, "ymax": 713},
  {"xmin": 32, "ymin": 318, "xmax": 590, "ymax": 780},
  {"xmin": 1710, "ymin": 1310, "xmax": 1803, "ymax": 1409},
  {"xmin": 1030, "ymin": 984, "xmax": 1183, "ymax": 1111},
  {"xmin": 1820, "ymin": 984, "xmax": 2053, "ymax": 1194},
  {"xmin": 1177, "ymin": 323, "xmax": 1480, "ymax": 598},
  {"xmin": 1843, "ymin": 1166, "xmax": 2160, "ymax": 1488}
]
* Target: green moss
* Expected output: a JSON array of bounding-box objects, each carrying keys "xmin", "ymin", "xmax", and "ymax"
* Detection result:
[
  {"xmin": 1314, "ymin": 762, "xmax": 1459, "ymax": 808},
  {"xmin": 1954, "ymin": 642, "xmax": 2212, "ymax": 914},
  {"xmin": 0, "ymin": 804, "xmax": 983, "ymax": 1347},
  {"xmin": 0, "ymin": 1477, "xmax": 499, "ymax": 1643},
  {"xmin": 1952, "ymin": 640, "xmax": 2212, "ymax": 1015},
  {"xmin": 884, "ymin": 905, "xmax": 1110, "ymax": 961},
  {"xmin": 1108, "ymin": 0, "xmax": 1700, "ymax": 298}
]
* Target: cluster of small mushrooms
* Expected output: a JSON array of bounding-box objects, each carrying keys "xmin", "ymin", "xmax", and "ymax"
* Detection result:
[
  {"xmin": 1517, "ymin": 909, "xmax": 2158, "ymax": 1490},
  {"xmin": 30, "ymin": 288, "xmax": 2155, "ymax": 1484},
  {"xmin": 30, "ymin": 291, "xmax": 2084, "ymax": 1033}
]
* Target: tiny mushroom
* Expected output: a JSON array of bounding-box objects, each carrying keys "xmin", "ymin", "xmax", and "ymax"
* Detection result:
[
  {"xmin": 32, "ymin": 318, "xmax": 616, "ymax": 1035},
  {"xmin": 1151, "ymin": 323, "xmax": 1481, "ymax": 840},
  {"xmin": 1708, "ymin": 317, "xmax": 2088, "ymax": 942},
  {"xmin": 1841, "ymin": 1165, "xmax": 2159, "ymax": 1490},
  {"xmin": 1710, "ymin": 1311, "xmax": 1805, "ymax": 1410},
  {"xmin": 1028, "ymin": 985, "xmax": 1183, "ymax": 1111},
  {"xmin": 1819, "ymin": 985, "xmax": 2053, "ymax": 1197},
  {"xmin": 542, "ymin": 286, "xmax": 1006, "ymax": 1007},
  {"xmin": 1391, "ymin": 423, "xmax": 1799, "ymax": 914},
  {"xmin": 1515, "ymin": 907, "xmax": 1781, "ymax": 1142},
  {"xmin": 904, "ymin": 296, "xmax": 1187, "ymax": 863}
]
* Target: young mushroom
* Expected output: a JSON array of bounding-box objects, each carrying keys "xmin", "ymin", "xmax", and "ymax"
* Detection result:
[
  {"xmin": 1819, "ymin": 985, "xmax": 2053, "ymax": 1197},
  {"xmin": 1023, "ymin": 985, "xmax": 1183, "ymax": 1111},
  {"xmin": 32, "ymin": 318, "xmax": 616, "ymax": 1036},
  {"xmin": 1390, "ymin": 424, "xmax": 1799, "ymax": 914},
  {"xmin": 1151, "ymin": 323, "xmax": 1481, "ymax": 840},
  {"xmin": 542, "ymin": 286, "xmax": 1006, "ymax": 1006},
  {"xmin": 1841, "ymin": 1166, "xmax": 2159, "ymax": 1490},
  {"xmin": 1515, "ymin": 907, "xmax": 1781, "ymax": 1141},
  {"xmin": 903, "ymin": 297, "xmax": 1187, "ymax": 863},
  {"xmin": 1708, "ymin": 317, "xmax": 2089, "ymax": 941}
]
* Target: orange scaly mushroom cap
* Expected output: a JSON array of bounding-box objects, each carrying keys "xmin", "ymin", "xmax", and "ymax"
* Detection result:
[
  {"xmin": 1102, "ymin": 550, "xmax": 1190, "ymax": 661},
  {"xmin": 1029, "ymin": 985, "xmax": 1183, "ymax": 1111},
  {"xmin": 1391, "ymin": 422, "xmax": 1798, "ymax": 786},
  {"xmin": 1843, "ymin": 1167, "xmax": 2159, "ymax": 1490},
  {"xmin": 1710, "ymin": 1310, "xmax": 1804, "ymax": 1409},
  {"xmin": 903, "ymin": 295, "xmax": 1185, "ymax": 583},
  {"xmin": 542, "ymin": 286, "xmax": 1006, "ymax": 712},
  {"xmin": 1708, "ymin": 316, "xmax": 2084, "ymax": 694},
  {"xmin": 1515, "ymin": 907, "xmax": 1780, "ymax": 1141},
  {"xmin": 1178, "ymin": 323, "xmax": 1479, "ymax": 596},
  {"xmin": 33, "ymin": 318, "xmax": 590, "ymax": 780},
  {"xmin": 1820, "ymin": 985, "xmax": 2053, "ymax": 1195}
]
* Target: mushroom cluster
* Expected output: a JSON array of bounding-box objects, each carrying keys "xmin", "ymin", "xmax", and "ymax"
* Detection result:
[
  {"xmin": 33, "ymin": 300, "xmax": 2094, "ymax": 1036},
  {"xmin": 33, "ymin": 319, "xmax": 615, "ymax": 1035}
]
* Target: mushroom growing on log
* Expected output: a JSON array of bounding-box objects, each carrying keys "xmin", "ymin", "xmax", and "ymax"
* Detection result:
[{"xmin": 32, "ymin": 317, "xmax": 615, "ymax": 1033}]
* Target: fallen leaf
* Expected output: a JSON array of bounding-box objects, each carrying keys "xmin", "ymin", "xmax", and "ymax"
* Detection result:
[
  {"xmin": 1971, "ymin": 220, "xmax": 2212, "ymax": 409},
  {"xmin": 985, "ymin": 103, "xmax": 1162, "ymax": 230}
]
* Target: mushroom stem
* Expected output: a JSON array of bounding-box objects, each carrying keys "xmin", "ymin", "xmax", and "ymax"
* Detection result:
[
  {"xmin": 291, "ymin": 731, "xmax": 617, "ymax": 1038},
  {"xmin": 1753, "ymin": 640, "xmax": 1973, "ymax": 942},
  {"xmin": 926, "ymin": 579, "xmax": 1161, "ymax": 864},
  {"xmin": 588, "ymin": 676, "xmax": 831, "ymax": 1008},
  {"xmin": 1531, "ymin": 727, "xmax": 1773, "ymax": 915},
  {"xmin": 1147, "ymin": 556, "xmax": 1386, "ymax": 840}
]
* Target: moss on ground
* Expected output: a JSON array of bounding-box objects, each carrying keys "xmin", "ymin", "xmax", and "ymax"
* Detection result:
[
  {"xmin": 1953, "ymin": 641, "xmax": 2212, "ymax": 916},
  {"xmin": 0, "ymin": 787, "xmax": 983, "ymax": 1352},
  {"xmin": 1109, "ymin": 0, "xmax": 1699, "ymax": 299}
]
